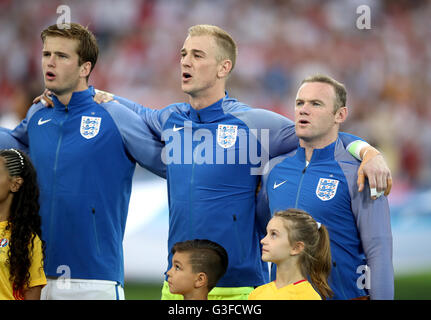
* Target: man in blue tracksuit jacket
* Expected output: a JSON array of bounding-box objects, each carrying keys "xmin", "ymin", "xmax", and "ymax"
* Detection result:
[
  {"xmin": 257, "ymin": 75, "xmax": 394, "ymax": 299},
  {"xmin": 107, "ymin": 25, "xmax": 392, "ymax": 299},
  {"xmin": 0, "ymin": 23, "xmax": 165, "ymax": 299}
]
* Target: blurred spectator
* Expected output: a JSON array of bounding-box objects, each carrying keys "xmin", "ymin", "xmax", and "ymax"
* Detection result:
[{"xmin": 0, "ymin": 0, "xmax": 430, "ymax": 189}]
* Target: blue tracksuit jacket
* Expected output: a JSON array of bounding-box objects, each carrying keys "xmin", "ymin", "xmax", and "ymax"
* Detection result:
[
  {"xmin": 0, "ymin": 86, "xmax": 165, "ymax": 285},
  {"xmin": 258, "ymin": 138, "xmax": 393, "ymax": 299},
  {"xmin": 115, "ymin": 93, "xmax": 364, "ymax": 288}
]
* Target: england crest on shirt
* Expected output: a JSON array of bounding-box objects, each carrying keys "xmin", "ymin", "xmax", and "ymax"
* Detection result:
[
  {"xmin": 217, "ymin": 124, "xmax": 238, "ymax": 148},
  {"xmin": 316, "ymin": 178, "xmax": 339, "ymax": 201},
  {"xmin": 80, "ymin": 116, "xmax": 101, "ymax": 139}
]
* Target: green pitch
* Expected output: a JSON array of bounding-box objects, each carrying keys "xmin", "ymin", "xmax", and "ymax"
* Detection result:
[
  {"xmin": 124, "ymin": 270, "xmax": 431, "ymax": 300},
  {"xmin": 393, "ymin": 271, "xmax": 431, "ymax": 300},
  {"xmin": 124, "ymin": 282, "xmax": 163, "ymax": 300}
]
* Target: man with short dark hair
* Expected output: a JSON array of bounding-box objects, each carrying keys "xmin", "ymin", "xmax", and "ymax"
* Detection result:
[
  {"xmin": 300, "ymin": 74, "xmax": 347, "ymax": 112},
  {"xmin": 0, "ymin": 23, "xmax": 165, "ymax": 299},
  {"xmin": 258, "ymin": 74, "xmax": 394, "ymax": 300}
]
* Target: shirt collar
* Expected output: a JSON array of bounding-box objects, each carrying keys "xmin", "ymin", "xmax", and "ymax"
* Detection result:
[
  {"xmin": 296, "ymin": 138, "xmax": 339, "ymax": 163},
  {"xmin": 52, "ymin": 86, "xmax": 95, "ymax": 110},
  {"xmin": 188, "ymin": 92, "xmax": 229, "ymax": 123}
]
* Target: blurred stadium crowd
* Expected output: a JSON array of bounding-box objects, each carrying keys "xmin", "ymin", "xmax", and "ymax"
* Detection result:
[{"xmin": 0, "ymin": 0, "xmax": 430, "ymax": 192}]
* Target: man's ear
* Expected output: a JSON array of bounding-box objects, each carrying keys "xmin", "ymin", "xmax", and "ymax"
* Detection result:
[
  {"xmin": 194, "ymin": 272, "xmax": 208, "ymax": 289},
  {"xmin": 80, "ymin": 61, "xmax": 92, "ymax": 79},
  {"xmin": 290, "ymin": 241, "xmax": 305, "ymax": 256},
  {"xmin": 217, "ymin": 59, "xmax": 233, "ymax": 79},
  {"xmin": 10, "ymin": 177, "xmax": 24, "ymax": 193},
  {"xmin": 335, "ymin": 106, "xmax": 348, "ymax": 124}
]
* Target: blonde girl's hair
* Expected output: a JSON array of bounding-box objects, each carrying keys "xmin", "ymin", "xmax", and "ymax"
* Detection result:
[{"xmin": 274, "ymin": 209, "xmax": 334, "ymax": 299}]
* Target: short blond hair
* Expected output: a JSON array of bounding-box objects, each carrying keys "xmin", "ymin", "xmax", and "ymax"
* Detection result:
[{"xmin": 188, "ymin": 24, "xmax": 237, "ymax": 73}]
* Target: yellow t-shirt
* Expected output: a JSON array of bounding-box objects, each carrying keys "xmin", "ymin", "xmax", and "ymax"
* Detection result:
[
  {"xmin": 0, "ymin": 221, "xmax": 47, "ymax": 300},
  {"xmin": 248, "ymin": 280, "xmax": 322, "ymax": 300}
]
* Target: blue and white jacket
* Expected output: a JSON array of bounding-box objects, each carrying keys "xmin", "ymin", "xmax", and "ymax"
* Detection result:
[
  {"xmin": 258, "ymin": 138, "xmax": 393, "ymax": 299},
  {"xmin": 115, "ymin": 93, "xmax": 364, "ymax": 288},
  {"xmin": 0, "ymin": 86, "xmax": 165, "ymax": 285}
]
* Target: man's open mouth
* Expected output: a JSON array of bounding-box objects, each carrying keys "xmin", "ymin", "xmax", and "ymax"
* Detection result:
[{"xmin": 45, "ymin": 71, "xmax": 56, "ymax": 80}]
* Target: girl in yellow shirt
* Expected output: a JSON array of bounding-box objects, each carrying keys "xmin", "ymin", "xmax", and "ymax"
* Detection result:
[
  {"xmin": 0, "ymin": 149, "xmax": 46, "ymax": 300},
  {"xmin": 249, "ymin": 209, "xmax": 333, "ymax": 300}
]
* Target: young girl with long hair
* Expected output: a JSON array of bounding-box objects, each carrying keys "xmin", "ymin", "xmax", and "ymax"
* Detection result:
[
  {"xmin": 0, "ymin": 149, "xmax": 46, "ymax": 299},
  {"xmin": 249, "ymin": 208, "xmax": 333, "ymax": 300}
]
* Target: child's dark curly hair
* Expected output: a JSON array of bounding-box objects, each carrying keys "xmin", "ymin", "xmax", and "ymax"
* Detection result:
[{"xmin": 0, "ymin": 149, "xmax": 43, "ymax": 298}]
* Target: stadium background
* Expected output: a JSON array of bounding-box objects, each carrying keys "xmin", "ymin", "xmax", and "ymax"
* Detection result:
[{"xmin": 0, "ymin": 0, "xmax": 430, "ymax": 299}]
